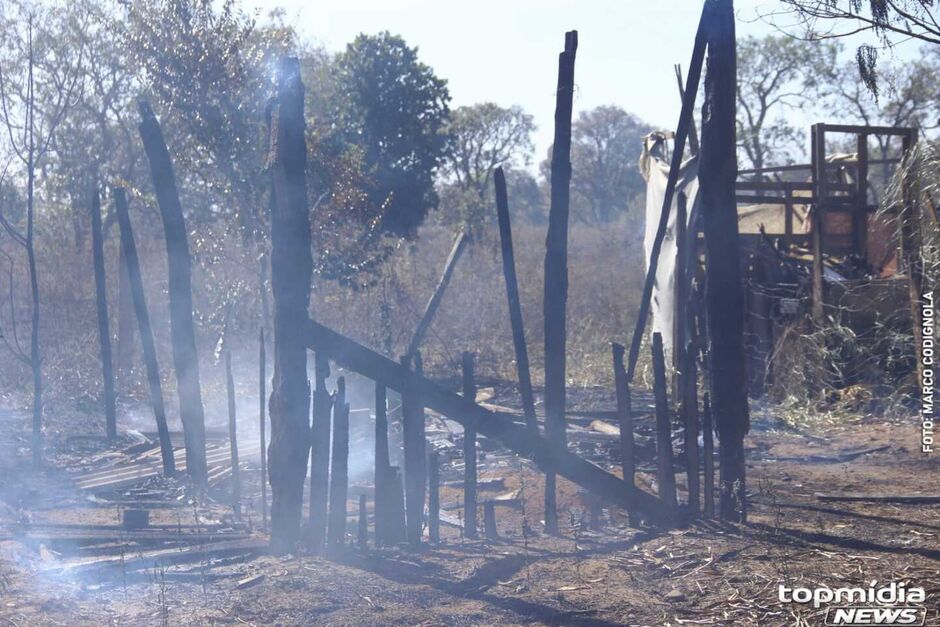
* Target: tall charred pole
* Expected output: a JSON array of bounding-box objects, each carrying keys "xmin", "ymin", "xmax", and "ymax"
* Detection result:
[
  {"xmin": 543, "ymin": 30, "xmax": 578, "ymax": 535},
  {"xmin": 138, "ymin": 100, "xmax": 208, "ymax": 488},
  {"xmin": 699, "ymin": 0, "xmax": 750, "ymax": 521},
  {"xmin": 266, "ymin": 57, "xmax": 313, "ymax": 553},
  {"xmin": 90, "ymin": 185, "xmax": 116, "ymax": 440}
]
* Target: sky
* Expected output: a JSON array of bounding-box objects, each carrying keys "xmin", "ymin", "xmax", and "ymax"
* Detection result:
[{"xmin": 244, "ymin": 0, "xmax": 922, "ymax": 165}]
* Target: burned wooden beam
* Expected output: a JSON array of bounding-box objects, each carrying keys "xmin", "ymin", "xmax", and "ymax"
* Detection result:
[
  {"xmin": 226, "ymin": 352, "xmax": 241, "ymax": 518},
  {"xmin": 305, "ymin": 319, "xmax": 676, "ymax": 526},
  {"xmin": 428, "ymin": 450, "xmax": 440, "ymax": 544},
  {"xmin": 700, "ymin": 0, "xmax": 749, "ymax": 522},
  {"xmin": 90, "ymin": 185, "xmax": 116, "ymax": 440},
  {"xmin": 327, "ymin": 378, "xmax": 349, "ymax": 548},
  {"xmin": 494, "ymin": 168, "xmax": 537, "ymax": 432},
  {"xmin": 462, "ymin": 351, "xmax": 478, "ymax": 538},
  {"xmin": 652, "ymin": 333, "xmax": 678, "ymax": 510},
  {"xmin": 402, "ymin": 353, "xmax": 427, "ymax": 545},
  {"xmin": 702, "ymin": 393, "xmax": 714, "ymax": 518},
  {"xmin": 681, "ymin": 341, "xmax": 699, "ymax": 514},
  {"xmin": 403, "ymin": 231, "xmax": 468, "ymax": 364},
  {"xmin": 112, "ymin": 187, "xmax": 175, "ymax": 476},
  {"xmin": 266, "ymin": 57, "xmax": 314, "ymax": 553},
  {"xmin": 627, "ymin": 5, "xmax": 707, "ymax": 382},
  {"xmin": 259, "ymin": 328, "xmax": 268, "ymax": 530},
  {"xmin": 611, "ymin": 343, "xmax": 635, "ymax": 487},
  {"xmin": 138, "ymin": 100, "xmax": 208, "ymax": 488},
  {"xmin": 373, "ymin": 382, "xmax": 391, "ymax": 545},
  {"xmin": 308, "ymin": 351, "xmax": 331, "ymax": 551},
  {"xmin": 543, "ymin": 29, "xmax": 578, "ymax": 535}
]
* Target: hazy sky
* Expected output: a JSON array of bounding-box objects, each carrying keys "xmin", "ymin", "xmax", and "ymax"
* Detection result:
[{"xmin": 245, "ymin": 0, "xmax": 918, "ymax": 164}]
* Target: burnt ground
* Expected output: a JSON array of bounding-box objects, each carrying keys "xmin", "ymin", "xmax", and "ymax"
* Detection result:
[{"xmin": 0, "ymin": 387, "xmax": 938, "ymax": 627}]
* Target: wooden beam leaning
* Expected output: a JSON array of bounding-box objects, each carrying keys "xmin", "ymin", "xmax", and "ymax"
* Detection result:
[
  {"xmin": 543, "ymin": 30, "xmax": 579, "ymax": 535},
  {"xmin": 112, "ymin": 187, "xmax": 175, "ymax": 476},
  {"xmin": 138, "ymin": 100, "xmax": 208, "ymax": 488},
  {"xmin": 627, "ymin": 5, "xmax": 708, "ymax": 382},
  {"xmin": 90, "ymin": 185, "xmax": 117, "ymax": 440},
  {"xmin": 403, "ymin": 231, "xmax": 468, "ymax": 363},
  {"xmin": 493, "ymin": 168, "xmax": 538, "ymax": 432},
  {"xmin": 305, "ymin": 319, "xmax": 676, "ymax": 526}
]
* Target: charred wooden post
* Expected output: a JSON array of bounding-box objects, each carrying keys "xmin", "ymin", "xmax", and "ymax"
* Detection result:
[
  {"xmin": 266, "ymin": 58, "xmax": 314, "ymax": 553},
  {"xmin": 543, "ymin": 30, "xmax": 578, "ymax": 535},
  {"xmin": 673, "ymin": 64, "xmax": 700, "ymax": 156},
  {"xmin": 702, "ymin": 393, "xmax": 715, "ymax": 518},
  {"xmin": 484, "ymin": 502, "xmax": 498, "ymax": 540},
  {"xmin": 402, "ymin": 352, "xmax": 427, "ymax": 545},
  {"xmin": 327, "ymin": 378, "xmax": 349, "ymax": 548},
  {"xmin": 386, "ymin": 466, "xmax": 408, "ymax": 545},
  {"xmin": 138, "ymin": 100, "xmax": 208, "ymax": 488},
  {"xmin": 673, "ymin": 192, "xmax": 689, "ymax": 399},
  {"xmin": 373, "ymin": 383, "xmax": 393, "ymax": 545},
  {"xmin": 611, "ymin": 343, "xmax": 635, "ymax": 486},
  {"xmin": 700, "ymin": 0, "xmax": 750, "ymax": 522},
  {"xmin": 652, "ymin": 333, "xmax": 678, "ymax": 510},
  {"xmin": 428, "ymin": 450, "xmax": 440, "ymax": 544},
  {"xmin": 259, "ymin": 328, "xmax": 268, "ymax": 531},
  {"xmin": 681, "ymin": 341, "xmax": 700, "ymax": 513},
  {"xmin": 226, "ymin": 352, "xmax": 241, "ymax": 518},
  {"xmin": 461, "ymin": 351, "xmax": 478, "ymax": 538},
  {"xmin": 627, "ymin": 7, "xmax": 707, "ymax": 381},
  {"xmin": 899, "ymin": 132, "xmax": 928, "ymax": 393},
  {"xmin": 404, "ymin": 232, "xmax": 469, "ymax": 363},
  {"xmin": 116, "ymin": 241, "xmax": 135, "ymax": 382},
  {"xmin": 494, "ymin": 168, "xmax": 537, "ymax": 432},
  {"xmin": 358, "ymin": 494, "xmax": 368, "ymax": 550},
  {"xmin": 113, "ymin": 188, "xmax": 175, "ymax": 476},
  {"xmin": 810, "ymin": 124, "xmax": 826, "ymax": 324},
  {"xmin": 308, "ymin": 351, "xmax": 331, "ymax": 551},
  {"xmin": 305, "ymin": 319, "xmax": 677, "ymax": 526},
  {"xmin": 90, "ymin": 185, "xmax": 116, "ymax": 440}
]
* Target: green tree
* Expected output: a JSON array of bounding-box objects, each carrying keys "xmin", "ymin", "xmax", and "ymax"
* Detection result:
[
  {"xmin": 332, "ymin": 32, "xmax": 451, "ymax": 237},
  {"xmin": 736, "ymin": 35, "xmax": 839, "ymax": 172}
]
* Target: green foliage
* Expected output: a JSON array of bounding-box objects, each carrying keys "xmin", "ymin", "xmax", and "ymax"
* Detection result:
[{"xmin": 331, "ymin": 32, "xmax": 451, "ymax": 237}]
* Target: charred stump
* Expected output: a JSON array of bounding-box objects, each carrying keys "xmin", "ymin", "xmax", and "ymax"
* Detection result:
[
  {"xmin": 266, "ymin": 58, "xmax": 314, "ymax": 553},
  {"xmin": 138, "ymin": 100, "xmax": 208, "ymax": 488}
]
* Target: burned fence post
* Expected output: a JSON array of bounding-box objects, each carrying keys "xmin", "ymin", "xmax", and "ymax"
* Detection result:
[
  {"xmin": 702, "ymin": 393, "xmax": 715, "ymax": 518},
  {"xmin": 308, "ymin": 351, "xmax": 331, "ymax": 551},
  {"xmin": 259, "ymin": 328, "xmax": 268, "ymax": 530},
  {"xmin": 358, "ymin": 494, "xmax": 368, "ymax": 550},
  {"xmin": 327, "ymin": 378, "xmax": 349, "ymax": 549},
  {"xmin": 652, "ymin": 333, "xmax": 678, "ymax": 510},
  {"xmin": 90, "ymin": 185, "xmax": 116, "ymax": 440},
  {"xmin": 226, "ymin": 352, "xmax": 241, "ymax": 518},
  {"xmin": 626, "ymin": 5, "xmax": 707, "ymax": 382},
  {"xmin": 266, "ymin": 58, "xmax": 314, "ymax": 553},
  {"xmin": 700, "ymin": 0, "xmax": 749, "ymax": 522},
  {"xmin": 138, "ymin": 100, "xmax": 208, "ymax": 488},
  {"xmin": 461, "ymin": 351, "xmax": 478, "ymax": 539},
  {"xmin": 543, "ymin": 30, "xmax": 578, "ymax": 536},
  {"xmin": 493, "ymin": 167, "xmax": 538, "ymax": 432},
  {"xmin": 484, "ymin": 502, "xmax": 498, "ymax": 540},
  {"xmin": 403, "ymin": 231, "xmax": 469, "ymax": 363},
  {"xmin": 428, "ymin": 450, "xmax": 440, "ymax": 544},
  {"xmin": 611, "ymin": 343, "xmax": 635, "ymax": 487},
  {"xmin": 112, "ymin": 187, "xmax": 175, "ymax": 476},
  {"xmin": 402, "ymin": 352, "xmax": 427, "ymax": 546}
]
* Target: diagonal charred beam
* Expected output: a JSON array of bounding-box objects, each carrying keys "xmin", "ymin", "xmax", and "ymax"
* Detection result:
[{"xmin": 305, "ymin": 319, "xmax": 676, "ymax": 527}]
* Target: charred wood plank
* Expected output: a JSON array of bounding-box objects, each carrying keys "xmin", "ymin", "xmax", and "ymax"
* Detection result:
[
  {"xmin": 112, "ymin": 188, "xmax": 175, "ymax": 476},
  {"xmin": 494, "ymin": 168, "xmax": 537, "ymax": 432},
  {"xmin": 138, "ymin": 100, "xmax": 208, "ymax": 487}
]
